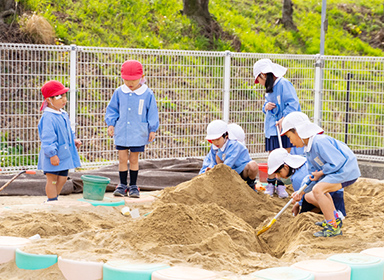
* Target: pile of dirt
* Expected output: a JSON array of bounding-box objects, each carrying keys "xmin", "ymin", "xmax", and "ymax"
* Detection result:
[{"xmin": 2, "ymin": 165, "xmax": 384, "ymax": 278}]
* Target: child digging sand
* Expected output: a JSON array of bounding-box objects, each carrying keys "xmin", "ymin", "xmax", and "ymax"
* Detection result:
[
  {"xmin": 268, "ymin": 148, "xmax": 346, "ymax": 218},
  {"xmin": 200, "ymin": 120, "xmax": 259, "ymax": 190},
  {"xmin": 281, "ymin": 111, "xmax": 360, "ymax": 237}
]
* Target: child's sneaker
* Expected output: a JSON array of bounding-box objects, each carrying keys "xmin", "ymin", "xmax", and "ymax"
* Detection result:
[
  {"xmin": 264, "ymin": 183, "xmax": 275, "ymax": 197},
  {"xmin": 128, "ymin": 185, "xmax": 140, "ymax": 198},
  {"xmin": 313, "ymin": 223, "xmax": 342, "ymax": 237},
  {"xmin": 315, "ymin": 218, "xmax": 343, "ymax": 228},
  {"xmin": 113, "ymin": 184, "xmax": 128, "ymax": 197},
  {"xmin": 275, "ymin": 185, "xmax": 288, "ymax": 198}
]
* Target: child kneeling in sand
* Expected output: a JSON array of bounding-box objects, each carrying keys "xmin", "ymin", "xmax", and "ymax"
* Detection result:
[
  {"xmin": 268, "ymin": 148, "xmax": 346, "ymax": 219},
  {"xmin": 281, "ymin": 112, "xmax": 360, "ymax": 237},
  {"xmin": 200, "ymin": 120, "xmax": 259, "ymax": 190}
]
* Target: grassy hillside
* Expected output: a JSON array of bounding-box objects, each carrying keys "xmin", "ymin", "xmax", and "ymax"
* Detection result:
[{"xmin": 12, "ymin": 0, "xmax": 384, "ymax": 55}]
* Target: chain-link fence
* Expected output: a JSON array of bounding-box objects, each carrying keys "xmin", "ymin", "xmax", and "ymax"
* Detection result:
[{"xmin": 1, "ymin": 43, "xmax": 383, "ymax": 173}]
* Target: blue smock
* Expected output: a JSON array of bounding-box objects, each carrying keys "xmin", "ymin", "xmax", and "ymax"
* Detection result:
[
  {"xmin": 216, "ymin": 139, "xmax": 252, "ymax": 174},
  {"xmin": 262, "ymin": 78, "xmax": 301, "ymax": 138},
  {"xmin": 105, "ymin": 84, "xmax": 159, "ymax": 147},
  {"xmin": 37, "ymin": 108, "xmax": 81, "ymax": 172},
  {"xmin": 199, "ymin": 146, "xmax": 218, "ymax": 174},
  {"xmin": 305, "ymin": 134, "xmax": 361, "ymax": 184},
  {"xmin": 291, "ymin": 162, "xmax": 309, "ymax": 192}
]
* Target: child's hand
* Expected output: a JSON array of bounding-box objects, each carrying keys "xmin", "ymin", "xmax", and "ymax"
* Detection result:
[
  {"xmin": 292, "ymin": 202, "xmax": 300, "ymax": 216},
  {"xmin": 276, "ymin": 117, "xmax": 284, "ymax": 130},
  {"xmin": 311, "ymin": 170, "xmax": 323, "ymax": 181},
  {"xmin": 107, "ymin": 126, "xmax": 114, "ymax": 137},
  {"xmin": 75, "ymin": 139, "xmax": 82, "ymax": 149},
  {"xmin": 215, "ymin": 154, "xmax": 223, "ymax": 164},
  {"xmin": 291, "ymin": 190, "xmax": 303, "ymax": 203},
  {"xmin": 50, "ymin": 155, "xmax": 60, "ymax": 166},
  {"xmin": 148, "ymin": 132, "xmax": 156, "ymax": 142},
  {"xmin": 265, "ymin": 102, "xmax": 276, "ymax": 111}
]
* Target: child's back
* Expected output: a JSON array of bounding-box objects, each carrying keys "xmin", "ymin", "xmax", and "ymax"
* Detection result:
[{"xmin": 306, "ymin": 134, "xmax": 361, "ymax": 183}]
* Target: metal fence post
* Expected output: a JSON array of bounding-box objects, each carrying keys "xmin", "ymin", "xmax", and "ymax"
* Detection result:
[
  {"xmin": 314, "ymin": 54, "xmax": 323, "ymax": 126},
  {"xmin": 223, "ymin": 50, "xmax": 231, "ymax": 123},
  {"xmin": 70, "ymin": 44, "xmax": 77, "ymax": 132}
]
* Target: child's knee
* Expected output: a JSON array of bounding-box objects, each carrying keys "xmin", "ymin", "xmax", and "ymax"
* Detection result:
[
  {"xmin": 248, "ymin": 161, "xmax": 259, "ymax": 173},
  {"xmin": 129, "ymin": 152, "xmax": 139, "ymax": 162}
]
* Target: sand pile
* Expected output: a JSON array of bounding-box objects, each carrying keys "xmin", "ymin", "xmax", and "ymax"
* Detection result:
[{"xmin": 1, "ymin": 165, "xmax": 384, "ymax": 279}]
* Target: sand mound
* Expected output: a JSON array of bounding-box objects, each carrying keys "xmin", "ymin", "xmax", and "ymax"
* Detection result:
[
  {"xmin": 159, "ymin": 164, "xmax": 281, "ymax": 228},
  {"xmin": 1, "ymin": 165, "xmax": 384, "ymax": 278}
]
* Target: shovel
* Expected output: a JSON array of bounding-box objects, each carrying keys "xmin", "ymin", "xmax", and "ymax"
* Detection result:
[
  {"xmin": 257, "ymin": 177, "xmax": 312, "ymax": 236},
  {"xmin": 0, "ymin": 170, "xmax": 36, "ymax": 193},
  {"xmin": 276, "ymin": 121, "xmax": 283, "ymax": 148}
]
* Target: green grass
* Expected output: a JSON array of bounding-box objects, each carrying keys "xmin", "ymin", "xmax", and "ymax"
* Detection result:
[{"xmin": 17, "ymin": 0, "xmax": 384, "ymax": 56}]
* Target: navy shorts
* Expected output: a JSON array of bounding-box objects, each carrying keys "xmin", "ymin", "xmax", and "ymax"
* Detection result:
[
  {"xmin": 44, "ymin": 170, "xmax": 69, "ymax": 176},
  {"xmin": 342, "ymin": 178, "xmax": 358, "ymax": 188},
  {"xmin": 301, "ymin": 191, "xmax": 346, "ymax": 217},
  {"xmin": 265, "ymin": 135, "xmax": 293, "ymax": 151},
  {"xmin": 116, "ymin": 145, "xmax": 145, "ymax": 152}
]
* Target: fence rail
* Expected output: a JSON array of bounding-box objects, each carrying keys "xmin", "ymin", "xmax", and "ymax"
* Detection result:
[{"xmin": 1, "ymin": 43, "xmax": 383, "ymax": 173}]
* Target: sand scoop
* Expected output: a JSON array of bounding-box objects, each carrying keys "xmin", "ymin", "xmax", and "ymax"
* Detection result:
[{"xmin": 257, "ymin": 178, "xmax": 312, "ymax": 236}]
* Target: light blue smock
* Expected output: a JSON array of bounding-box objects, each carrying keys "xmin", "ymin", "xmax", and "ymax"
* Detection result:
[
  {"xmin": 199, "ymin": 146, "xmax": 218, "ymax": 174},
  {"xmin": 216, "ymin": 139, "xmax": 252, "ymax": 174},
  {"xmin": 105, "ymin": 84, "xmax": 159, "ymax": 147},
  {"xmin": 291, "ymin": 162, "xmax": 309, "ymax": 192},
  {"xmin": 306, "ymin": 134, "xmax": 361, "ymax": 184},
  {"xmin": 37, "ymin": 108, "xmax": 81, "ymax": 172},
  {"xmin": 262, "ymin": 77, "xmax": 301, "ymax": 138}
]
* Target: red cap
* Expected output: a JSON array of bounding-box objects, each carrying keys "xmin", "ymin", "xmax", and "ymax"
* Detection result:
[
  {"xmin": 121, "ymin": 60, "xmax": 143, "ymax": 80},
  {"xmin": 40, "ymin": 81, "xmax": 69, "ymax": 111},
  {"xmin": 41, "ymin": 81, "xmax": 69, "ymax": 99}
]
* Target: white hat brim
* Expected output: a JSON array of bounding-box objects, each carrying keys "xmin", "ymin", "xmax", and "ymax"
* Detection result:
[{"xmin": 296, "ymin": 122, "xmax": 324, "ymax": 139}]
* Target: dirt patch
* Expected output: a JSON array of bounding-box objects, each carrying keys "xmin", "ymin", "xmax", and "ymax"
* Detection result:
[{"xmin": 1, "ymin": 165, "xmax": 384, "ymax": 278}]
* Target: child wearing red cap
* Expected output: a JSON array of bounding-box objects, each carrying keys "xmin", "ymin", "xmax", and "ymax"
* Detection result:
[
  {"xmin": 105, "ymin": 60, "xmax": 159, "ymax": 198},
  {"xmin": 37, "ymin": 81, "xmax": 82, "ymax": 202}
]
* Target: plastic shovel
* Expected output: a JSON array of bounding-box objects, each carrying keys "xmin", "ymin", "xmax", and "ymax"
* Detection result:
[
  {"xmin": 257, "ymin": 178, "xmax": 312, "ymax": 236},
  {"xmin": 276, "ymin": 121, "xmax": 283, "ymax": 148},
  {"xmin": 0, "ymin": 170, "xmax": 36, "ymax": 193}
]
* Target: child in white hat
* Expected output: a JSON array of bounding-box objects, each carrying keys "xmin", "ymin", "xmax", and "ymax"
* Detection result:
[
  {"xmin": 281, "ymin": 111, "xmax": 360, "ymax": 237},
  {"xmin": 200, "ymin": 120, "xmax": 259, "ymax": 190},
  {"xmin": 253, "ymin": 58, "xmax": 301, "ymax": 199},
  {"xmin": 268, "ymin": 148, "xmax": 346, "ymax": 218}
]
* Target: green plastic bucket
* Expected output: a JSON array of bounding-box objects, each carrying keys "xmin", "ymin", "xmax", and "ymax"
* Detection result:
[{"xmin": 81, "ymin": 175, "xmax": 110, "ymax": 201}]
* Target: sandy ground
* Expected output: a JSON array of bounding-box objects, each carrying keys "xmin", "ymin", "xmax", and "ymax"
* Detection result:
[{"xmin": 0, "ymin": 164, "xmax": 384, "ymax": 279}]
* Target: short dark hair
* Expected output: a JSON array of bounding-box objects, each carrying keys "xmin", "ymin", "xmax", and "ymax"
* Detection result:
[
  {"xmin": 275, "ymin": 164, "xmax": 285, "ymax": 173},
  {"xmin": 288, "ymin": 128, "xmax": 297, "ymax": 133},
  {"xmin": 265, "ymin": 73, "xmax": 275, "ymax": 93}
]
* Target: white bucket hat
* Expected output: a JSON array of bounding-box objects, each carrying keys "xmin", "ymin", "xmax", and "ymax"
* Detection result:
[
  {"xmin": 228, "ymin": 123, "xmax": 245, "ymax": 146},
  {"xmin": 206, "ymin": 120, "xmax": 228, "ymax": 140},
  {"xmin": 268, "ymin": 148, "xmax": 306, "ymax": 175},
  {"xmin": 281, "ymin": 111, "xmax": 324, "ymax": 139},
  {"xmin": 253, "ymin": 59, "xmax": 287, "ymax": 84}
]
